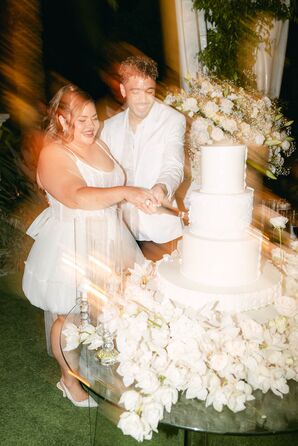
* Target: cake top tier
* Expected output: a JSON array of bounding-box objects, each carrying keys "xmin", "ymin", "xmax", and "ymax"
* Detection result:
[{"xmin": 200, "ymin": 144, "xmax": 247, "ymax": 194}]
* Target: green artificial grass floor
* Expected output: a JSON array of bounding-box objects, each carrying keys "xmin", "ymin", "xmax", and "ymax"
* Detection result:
[{"xmin": 1, "ymin": 273, "xmax": 297, "ymax": 446}]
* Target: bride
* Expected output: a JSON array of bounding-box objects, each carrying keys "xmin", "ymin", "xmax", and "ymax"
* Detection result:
[{"xmin": 22, "ymin": 84, "xmax": 158, "ymax": 407}]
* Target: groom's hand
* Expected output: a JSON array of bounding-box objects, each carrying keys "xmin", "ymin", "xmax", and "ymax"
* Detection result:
[{"xmin": 151, "ymin": 183, "xmax": 168, "ymax": 207}]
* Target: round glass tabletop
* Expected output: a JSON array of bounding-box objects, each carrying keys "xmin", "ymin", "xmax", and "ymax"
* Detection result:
[{"xmin": 61, "ymin": 305, "xmax": 298, "ymax": 436}]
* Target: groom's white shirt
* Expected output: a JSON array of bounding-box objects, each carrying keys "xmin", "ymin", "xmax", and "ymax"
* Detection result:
[{"xmin": 101, "ymin": 100, "xmax": 186, "ymax": 242}]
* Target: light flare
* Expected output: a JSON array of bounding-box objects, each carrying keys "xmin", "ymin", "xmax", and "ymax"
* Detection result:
[{"xmin": 88, "ymin": 255, "xmax": 113, "ymax": 274}]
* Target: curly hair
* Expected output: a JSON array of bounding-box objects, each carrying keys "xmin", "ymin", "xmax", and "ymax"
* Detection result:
[
  {"xmin": 119, "ymin": 55, "xmax": 158, "ymax": 84},
  {"xmin": 45, "ymin": 84, "xmax": 94, "ymax": 143}
]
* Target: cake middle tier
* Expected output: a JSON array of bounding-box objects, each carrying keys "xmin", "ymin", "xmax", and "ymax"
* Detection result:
[
  {"xmin": 181, "ymin": 229, "xmax": 262, "ymax": 287},
  {"xmin": 189, "ymin": 187, "xmax": 254, "ymax": 239}
]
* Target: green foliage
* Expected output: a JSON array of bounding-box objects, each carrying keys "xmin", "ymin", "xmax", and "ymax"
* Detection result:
[
  {"xmin": 105, "ymin": 0, "xmax": 118, "ymax": 11},
  {"xmin": 192, "ymin": 0, "xmax": 296, "ymax": 83}
]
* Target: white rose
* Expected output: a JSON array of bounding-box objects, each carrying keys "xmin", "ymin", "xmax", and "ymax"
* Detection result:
[
  {"xmin": 191, "ymin": 358, "xmax": 207, "ymax": 375},
  {"xmin": 239, "ymin": 318, "xmax": 263, "ymax": 342},
  {"xmin": 206, "ymin": 389, "xmax": 227, "ymax": 412},
  {"xmin": 225, "ymin": 339, "xmax": 246, "ymax": 357},
  {"xmin": 211, "ymin": 126, "xmax": 225, "ymax": 141},
  {"xmin": 275, "ymin": 316, "xmax": 288, "ymax": 334},
  {"xmin": 119, "ymin": 390, "xmax": 142, "ymax": 411},
  {"xmin": 138, "ymin": 343, "xmax": 153, "ymax": 367},
  {"xmin": 275, "ymin": 296, "xmax": 298, "ymax": 317},
  {"xmin": 203, "ymin": 101, "xmax": 219, "ymax": 118},
  {"xmin": 195, "ymin": 129, "xmax": 210, "ymax": 145},
  {"xmin": 153, "ymin": 386, "xmax": 178, "ymax": 412},
  {"xmin": 141, "ymin": 401, "xmax": 164, "ymax": 430},
  {"xmin": 164, "ymin": 364, "xmax": 188, "ymax": 389},
  {"xmin": 155, "ymin": 297, "xmax": 177, "ymax": 323},
  {"xmin": 270, "ymin": 216, "xmax": 288, "ymax": 229},
  {"xmin": 192, "ymin": 117, "xmax": 209, "ymax": 131},
  {"xmin": 272, "ymin": 378, "xmax": 289, "ymax": 397},
  {"xmin": 164, "ymin": 94, "xmax": 175, "ymax": 105},
  {"xmin": 117, "ymin": 360, "xmax": 139, "ymax": 387},
  {"xmin": 240, "ymin": 122, "xmax": 251, "ymax": 136},
  {"xmin": 220, "ymin": 117, "xmax": 237, "ymax": 133},
  {"xmin": 211, "ymin": 88, "xmax": 223, "ymax": 98},
  {"xmin": 254, "ymin": 133, "xmax": 265, "ymax": 146},
  {"xmin": 150, "ymin": 326, "xmax": 170, "ymax": 349},
  {"xmin": 116, "ymin": 336, "xmax": 138, "ymax": 358},
  {"xmin": 220, "ymin": 98, "xmax": 233, "ymax": 114},
  {"xmin": 265, "ymin": 350, "xmax": 283, "ymax": 366},
  {"xmin": 242, "ymin": 354, "xmax": 259, "ymax": 373},
  {"xmin": 123, "ymin": 301, "xmax": 139, "ymax": 316},
  {"xmin": 185, "ymin": 375, "xmax": 208, "ymax": 400},
  {"xmin": 273, "ymin": 131, "xmax": 281, "ymax": 139},
  {"xmin": 227, "ymin": 382, "xmax": 255, "ymax": 413},
  {"xmin": 209, "ymin": 352, "xmax": 229, "ymax": 372},
  {"xmin": 84, "ymin": 333, "xmax": 104, "ymax": 350},
  {"xmin": 281, "ymin": 140, "xmax": 291, "ymax": 151},
  {"xmin": 206, "ymin": 371, "xmax": 221, "ymax": 391},
  {"xmin": 182, "ymin": 97, "xmax": 199, "ymax": 113},
  {"xmin": 167, "ymin": 340, "xmax": 187, "ymax": 361},
  {"xmin": 151, "ymin": 349, "xmax": 169, "ymax": 373},
  {"xmin": 200, "ymin": 80, "xmax": 213, "ymax": 95},
  {"xmin": 130, "ymin": 311, "xmax": 149, "ymax": 334},
  {"xmin": 118, "ymin": 411, "xmax": 145, "ymax": 442},
  {"xmin": 289, "ymin": 329, "xmax": 298, "ymax": 346},
  {"xmin": 98, "ymin": 305, "xmax": 119, "ymax": 324},
  {"xmin": 136, "ymin": 370, "xmax": 160, "ymax": 394},
  {"xmin": 235, "ymin": 380, "xmax": 253, "ymax": 395},
  {"xmin": 170, "ymin": 314, "xmax": 199, "ymax": 339},
  {"xmin": 62, "ymin": 323, "xmax": 81, "ymax": 351},
  {"xmin": 284, "ymin": 277, "xmax": 298, "ymax": 299}
]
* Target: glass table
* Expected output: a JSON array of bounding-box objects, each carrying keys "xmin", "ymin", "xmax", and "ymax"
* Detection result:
[{"xmin": 61, "ymin": 306, "xmax": 298, "ymax": 446}]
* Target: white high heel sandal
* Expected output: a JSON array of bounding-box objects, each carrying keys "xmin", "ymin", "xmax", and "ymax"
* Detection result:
[{"xmin": 56, "ymin": 380, "xmax": 97, "ymax": 408}]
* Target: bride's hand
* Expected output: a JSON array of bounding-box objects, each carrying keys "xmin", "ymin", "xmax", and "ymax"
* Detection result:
[{"xmin": 123, "ymin": 187, "xmax": 159, "ymax": 214}]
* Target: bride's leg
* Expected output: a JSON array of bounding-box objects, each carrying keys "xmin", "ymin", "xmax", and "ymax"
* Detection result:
[{"xmin": 51, "ymin": 316, "xmax": 88, "ymax": 401}]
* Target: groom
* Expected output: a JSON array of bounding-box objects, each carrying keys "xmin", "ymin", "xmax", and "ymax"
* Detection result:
[{"xmin": 101, "ymin": 55, "xmax": 186, "ymax": 259}]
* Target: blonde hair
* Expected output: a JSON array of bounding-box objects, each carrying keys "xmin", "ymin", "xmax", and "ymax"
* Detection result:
[
  {"xmin": 46, "ymin": 84, "xmax": 94, "ymax": 142},
  {"xmin": 119, "ymin": 56, "xmax": 158, "ymax": 84}
]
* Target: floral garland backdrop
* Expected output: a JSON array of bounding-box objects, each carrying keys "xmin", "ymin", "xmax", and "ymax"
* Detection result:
[{"xmin": 164, "ymin": 72, "xmax": 295, "ymax": 184}]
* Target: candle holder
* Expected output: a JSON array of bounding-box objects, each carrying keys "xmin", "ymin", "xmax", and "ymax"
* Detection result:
[{"xmin": 94, "ymin": 328, "xmax": 118, "ymax": 366}]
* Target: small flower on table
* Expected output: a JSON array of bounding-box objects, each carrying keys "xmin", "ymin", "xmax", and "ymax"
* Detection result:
[{"xmin": 270, "ymin": 216, "xmax": 288, "ymax": 266}]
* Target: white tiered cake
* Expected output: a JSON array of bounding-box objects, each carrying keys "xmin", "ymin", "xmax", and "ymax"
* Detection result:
[{"xmin": 158, "ymin": 144, "xmax": 281, "ymax": 313}]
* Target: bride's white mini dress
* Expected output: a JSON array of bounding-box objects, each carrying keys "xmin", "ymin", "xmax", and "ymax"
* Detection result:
[{"xmin": 22, "ymin": 147, "xmax": 144, "ymax": 315}]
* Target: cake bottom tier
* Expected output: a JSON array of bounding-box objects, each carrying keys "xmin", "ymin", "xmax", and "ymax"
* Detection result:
[
  {"xmin": 158, "ymin": 259, "xmax": 281, "ymax": 313},
  {"xmin": 181, "ymin": 230, "xmax": 262, "ymax": 287}
]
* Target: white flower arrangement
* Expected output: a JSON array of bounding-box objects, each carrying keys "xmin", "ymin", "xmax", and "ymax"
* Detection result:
[
  {"xmin": 164, "ymin": 72, "xmax": 295, "ymax": 182},
  {"xmin": 63, "ymin": 259, "xmax": 298, "ymax": 442}
]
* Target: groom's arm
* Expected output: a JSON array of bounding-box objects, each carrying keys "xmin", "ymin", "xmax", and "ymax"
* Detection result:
[{"xmin": 153, "ymin": 111, "xmax": 186, "ymax": 201}]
